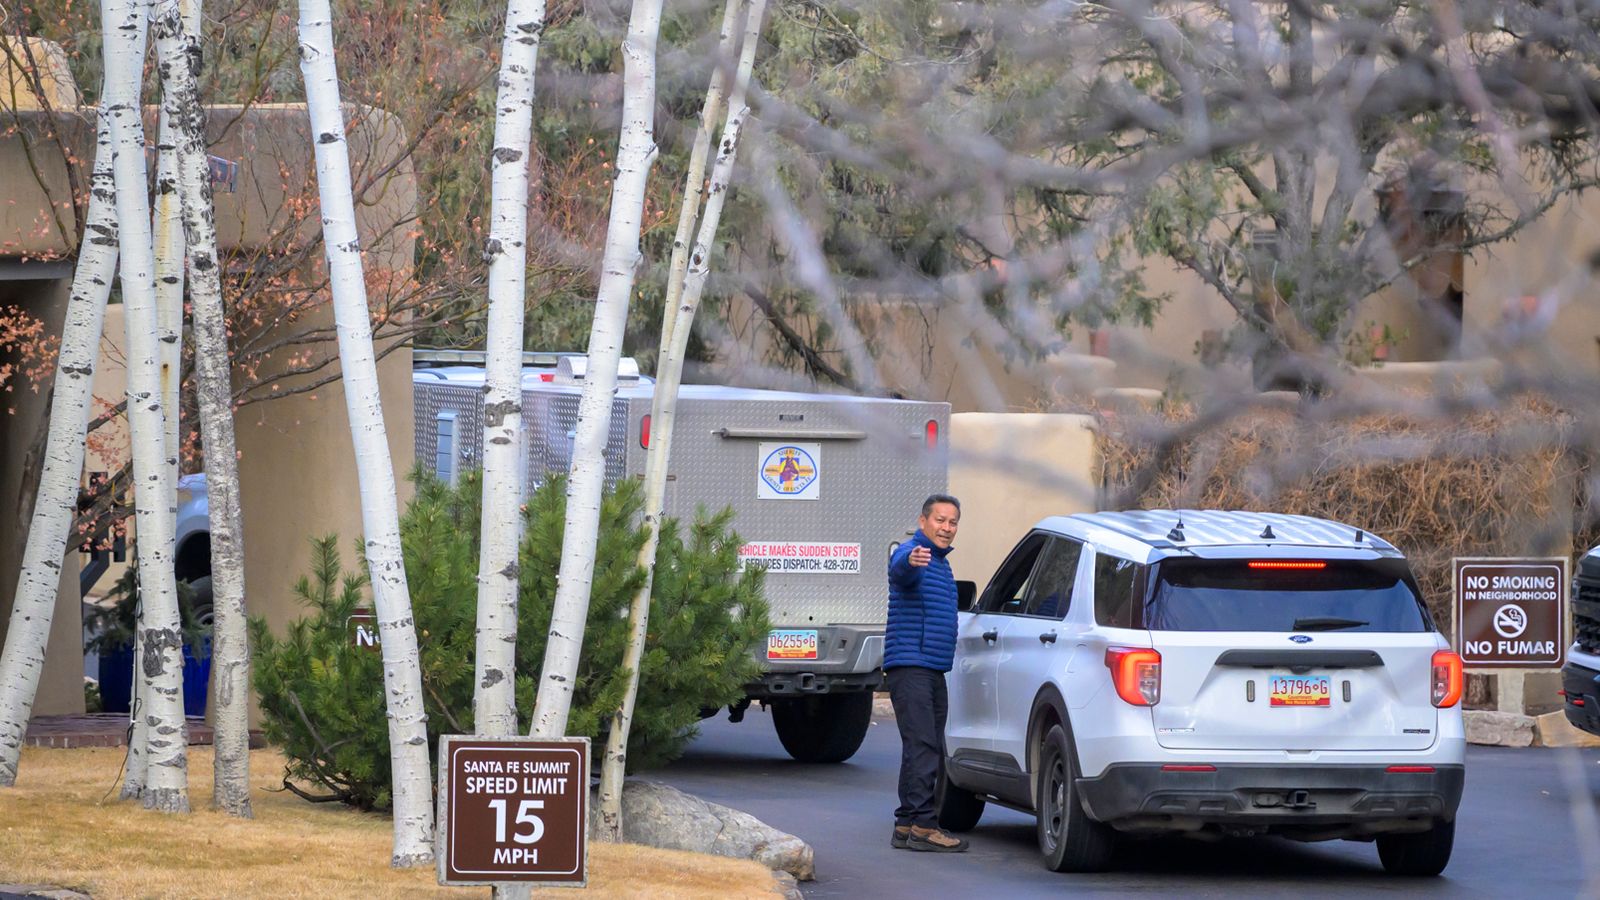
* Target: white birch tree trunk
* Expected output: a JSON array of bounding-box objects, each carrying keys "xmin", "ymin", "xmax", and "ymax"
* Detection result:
[
  {"xmin": 101, "ymin": 0, "xmax": 190, "ymax": 814},
  {"xmin": 0, "ymin": 113, "xmax": 119, "ymax": 788},
  {"xmin": 296, "ymin": 0, "xmax": 434, "ymax": 865},
  {"xmin": 127, "ymin": 0, "xmax": 188, "ymax": 803},
  {"xmin": 122, "ymin": 601, "xmax": 148, "ymax": 799},
  {"xmin": 650, "ymin": 0, "xmax": 742, "ymax": 368},
  {"xmin": 473, "ymin": 0, "xmax": 548, "ymax": 741},
  {"xmin": 529, "ymin": 0, "xmax": 666, "ymax": 739},
  {"xmin": 153, "ymin": 81, "xmax": 185, "ymax": 526},
  {"xmin": 152, "ymin": 0, "xmax": 252, "ymax": 818},
  {"xmin": 597, "ymin": 0, "xmax": 765, "ymax": 839}
]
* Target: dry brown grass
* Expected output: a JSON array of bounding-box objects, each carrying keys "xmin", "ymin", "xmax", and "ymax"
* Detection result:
[
  {"xmin": 1098, "ymin": 398, "xmax": 1592, "ymax": 629},
  {"xmin": 0, "ymin": 746, "xmax": 781, "ymax": 899}
]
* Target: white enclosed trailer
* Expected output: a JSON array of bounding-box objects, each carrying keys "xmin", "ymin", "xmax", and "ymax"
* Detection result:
[{"xmin": 413, "ymin": 351, "xmax": 949, "ymax": 762}]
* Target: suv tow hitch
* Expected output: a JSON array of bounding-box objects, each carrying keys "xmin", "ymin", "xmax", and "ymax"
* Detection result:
[{"xmin": 1254, "ymin": 790, "xmax": 1317, "ymax": 810}]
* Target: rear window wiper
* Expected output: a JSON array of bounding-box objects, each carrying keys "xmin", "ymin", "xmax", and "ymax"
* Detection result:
[{"xmin": 1290, "ymin": 617, "xmax": 1370, "ymax": 631}]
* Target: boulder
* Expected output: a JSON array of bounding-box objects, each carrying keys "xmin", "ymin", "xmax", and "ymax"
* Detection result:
[
  {"xmin": 1464, "ymin": 710, "xmax": 1536, "ymax": 747},
  {"xmin": 872, "ymin": 695, "xmax": 895, "ymax": 719},
  {"xmin": 595, "ymin": 781, "xmax": 815, "ymax": 881},
  {"xmin": 772, "ymin": 870, "xmax": 804, "ymax": 900},
  {"xmin": 0, "ymin": 887, "xmax": 91, "ymax": 900},
  {"xmin": 1534, "ymin": 711, "xmax": 1600, "ymax": 748}
]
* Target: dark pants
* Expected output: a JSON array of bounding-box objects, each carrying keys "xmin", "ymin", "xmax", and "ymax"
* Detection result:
[{"xmin": 887, "ymin": 666, "xmax": 948, "ymax": 828}]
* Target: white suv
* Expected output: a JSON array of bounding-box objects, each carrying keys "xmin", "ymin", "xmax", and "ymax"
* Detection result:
[{"xmin": 939, "ymin": 510, "xmax": 1465, "ymax": 876}]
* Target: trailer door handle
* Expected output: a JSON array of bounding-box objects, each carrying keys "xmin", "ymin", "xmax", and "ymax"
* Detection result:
[
  {"xmin": 982, "ymin": 629, "xmax": 998, "ymax": 644},
  {"xmin": 713, "ymin": 428, "xmax": 867, "ymax": 441},
  {"xmin": 1038, "ymin": 631, "xmax": 1057, "ymax": 644}
]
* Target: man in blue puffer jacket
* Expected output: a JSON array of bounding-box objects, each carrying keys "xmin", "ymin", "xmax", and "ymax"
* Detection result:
[{"xmin": 885, "ymin": 493, "xmax": 968, "ymax": 853}]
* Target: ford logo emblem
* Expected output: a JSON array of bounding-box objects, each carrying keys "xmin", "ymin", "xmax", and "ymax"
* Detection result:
[{"xmin": 1289, "ymin": 634, "xmax": 1313, "ymax": 644}]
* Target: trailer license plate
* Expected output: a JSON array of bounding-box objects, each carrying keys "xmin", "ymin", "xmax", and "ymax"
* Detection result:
[
  {"xmin": 767, "ymin": 630, "xmax": 819, "ymax": 660},
  {"xmin": 1270, "ymin": 674, "xmax": 1331, "ymax": 707}
]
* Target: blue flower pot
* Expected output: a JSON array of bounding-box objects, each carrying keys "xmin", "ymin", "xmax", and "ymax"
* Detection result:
[
  {"xmin": 98, "ymin": 645, "xmax": 135, "ymax": 714},
  {"xmin": 97, "ymin": 639, "xmax": 212, "ymax": 717}
]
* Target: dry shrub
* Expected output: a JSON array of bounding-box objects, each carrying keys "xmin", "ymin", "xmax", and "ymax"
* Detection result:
[{"xmin": 1097, "ymin": 398, "xmax": 1590, "ymax": 630}]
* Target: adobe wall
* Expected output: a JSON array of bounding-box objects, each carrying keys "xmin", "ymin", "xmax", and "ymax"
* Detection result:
[
  {"xmin": 0, "ymin": 277, "xmax": 87, "ymax": 715},
  {"xmin": 0, "ymin": 51, "xmax": 419, "ymax": 716},
  {"xmin": 946, "ymin": 413, "xmax": 1098, "ymax": 591}
]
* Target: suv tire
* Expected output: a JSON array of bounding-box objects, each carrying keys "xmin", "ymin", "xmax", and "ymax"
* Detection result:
[
  {"xmin": 1376, "ymin": 819, "xmax": 1454, "ymax": 876},
  {"xmin": 182, "ymin": 575, "xmax": 214, "ymax": 631},
  {"xmin": 1036, "ymin": 723, "xmax": 1115, "ymax": 872},
  {"xmin": 771, "ymin": 692, "xmax": 873, "ymax": 763},
  {"xmin": 935, "ymin": 765, "xmax": 985, "ymax": 832}
]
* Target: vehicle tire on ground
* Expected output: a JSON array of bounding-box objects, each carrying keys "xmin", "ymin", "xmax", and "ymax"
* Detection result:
[
  {"xmin": 1036, "ymin": 723, "xmax": 1116, "ymax": 873},
  {"xmin": 936, "ymin": 764, "xmax": 985, "ymax": 832},
  {"xmin": 1376, "ymin": 819, "xmax": 1454, "ymax": 876},
  {"xmin": 771, "ymin": 691, "xmax": 873, "ymax": 763}
]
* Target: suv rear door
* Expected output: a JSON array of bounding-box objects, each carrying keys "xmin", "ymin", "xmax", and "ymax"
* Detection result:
[{"xmin": 1146, "ymin": 556, "xmax": 1442, "ymax": 752}]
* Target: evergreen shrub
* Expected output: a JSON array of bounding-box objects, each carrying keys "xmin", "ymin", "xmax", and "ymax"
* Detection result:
[{"xmin": 251, "ymin": 472, "xmax": 768, "ymax": 810}]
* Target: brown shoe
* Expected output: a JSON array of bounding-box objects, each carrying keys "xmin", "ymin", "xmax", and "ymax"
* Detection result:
[
  {"xmin": 891, "ymin": 825, "xmax": 911, "ymax": 849},
  {"xmin": 907, "ymin": 825, "xmax": 969, "ymax": 853}
]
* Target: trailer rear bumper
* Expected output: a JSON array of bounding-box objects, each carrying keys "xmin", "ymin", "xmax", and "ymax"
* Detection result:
[
  {"xmin": 746, "ymin": 625, "xmax": 885, "ymax": 697},
  {"xmin": 750, "ymin": 670, "xmax": 884, "ymax": 697}
]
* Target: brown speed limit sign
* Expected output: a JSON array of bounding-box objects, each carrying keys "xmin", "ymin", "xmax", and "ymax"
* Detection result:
[
  {"xmin": 1453, "ymin": 558, "xmax": 1568, "ymax": 669},
  {"xmin": 436, "ymin": 735, "xmax": 588, "ymax": 887}
]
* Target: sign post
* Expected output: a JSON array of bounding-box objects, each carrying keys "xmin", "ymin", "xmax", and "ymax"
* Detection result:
[
  {"xmin": 436, "ymin": 735, "xmax": 589, "ymax": 888},
  {"xmin": 1453, "ymin": 557, "xmax": 1568, "ymax": 669}
]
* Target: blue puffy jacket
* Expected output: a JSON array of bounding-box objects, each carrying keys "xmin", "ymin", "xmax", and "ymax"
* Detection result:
[{"xmin": 883, "ymin": 530, "xmax": 958, "ymax": 672}]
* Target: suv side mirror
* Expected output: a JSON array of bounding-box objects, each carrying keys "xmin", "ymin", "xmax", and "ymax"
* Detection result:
[{"xmin": 956, "ymin": 580, "xmax": 977, "ymax": 612}]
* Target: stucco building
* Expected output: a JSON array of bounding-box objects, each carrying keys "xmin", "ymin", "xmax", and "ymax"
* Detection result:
[{"xmin": 0, "ymin": 38, "xmax": 416, "ymax": 717}]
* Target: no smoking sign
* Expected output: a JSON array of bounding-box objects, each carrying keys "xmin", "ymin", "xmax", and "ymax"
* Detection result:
[{"xmin": 1453, "ymin": 558, "xmax": 1567, "ymax": 669}]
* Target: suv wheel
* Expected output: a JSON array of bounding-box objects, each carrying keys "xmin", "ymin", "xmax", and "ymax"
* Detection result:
[
  {"xmin": 182, "ymin": 575, "xmax": 214, "ymax": 631},
  {"xmin": 770, "ymin": 692, "xmax": 873, "ymax": 763},
  {"xmin": 935, "ymin": 765, "xmax": 985, "ymax": 832},
  {"xmin": 1376, "ymin": 819, "xmax": 1454, "ymax": 876},
  {"xmin": 1036, "ymin": 723, "xmax": 1115, "ymax": 872}
]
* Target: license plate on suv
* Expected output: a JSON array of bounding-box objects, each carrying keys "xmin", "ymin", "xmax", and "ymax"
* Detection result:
[{"xmin": 1270, "ymin": 674, "xmax": 1331, "ymax": 707}]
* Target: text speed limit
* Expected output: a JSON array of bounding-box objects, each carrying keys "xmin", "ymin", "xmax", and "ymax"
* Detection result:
[{"xmin": 438, "ymin": 736, "xmax": 589, "ymax": 886}]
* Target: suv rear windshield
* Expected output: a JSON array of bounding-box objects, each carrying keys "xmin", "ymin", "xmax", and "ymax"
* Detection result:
[{"xmin": 1147, "ymin": 557, "xmax": 1432, "ymax": 633}]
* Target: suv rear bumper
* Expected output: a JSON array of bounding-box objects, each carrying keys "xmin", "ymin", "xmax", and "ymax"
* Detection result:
[
  {"xmin": 1077, "ymin": 763, "xmax": 1464, "ymax": 835},
  {"xmin": 1562, "ymin": 656, "xmax": 1600, "ymax": 737}
]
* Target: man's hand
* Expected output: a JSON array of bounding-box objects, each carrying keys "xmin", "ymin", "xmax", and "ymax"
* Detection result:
[{"xmin": 909, "ymin": 546, "xmax": 932, "ymax": 567}]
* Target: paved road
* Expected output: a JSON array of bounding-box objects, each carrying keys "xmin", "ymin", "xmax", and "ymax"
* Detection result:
[{"xmin": 659, "ymin": 708, "xmax": 1600, "ymax": 898}]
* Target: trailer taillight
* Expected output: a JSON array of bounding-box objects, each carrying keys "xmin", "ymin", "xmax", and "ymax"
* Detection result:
[
  {"xmin": 640, "ymin": 414, "xmax": 651, "ymax": 449},
  {"xmin": 925, "ymin": 419, "xmax": 939, "ymax": 448}
]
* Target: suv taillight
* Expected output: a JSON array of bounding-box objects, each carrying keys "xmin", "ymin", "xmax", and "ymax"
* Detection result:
[
  {"xmin": 1105, "ymin": 647, "xmax": 1161, "ymax": 706},
  {"xmin": 1431, "ymin": 650, "xmax": 1463, "ymax": 708}
]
